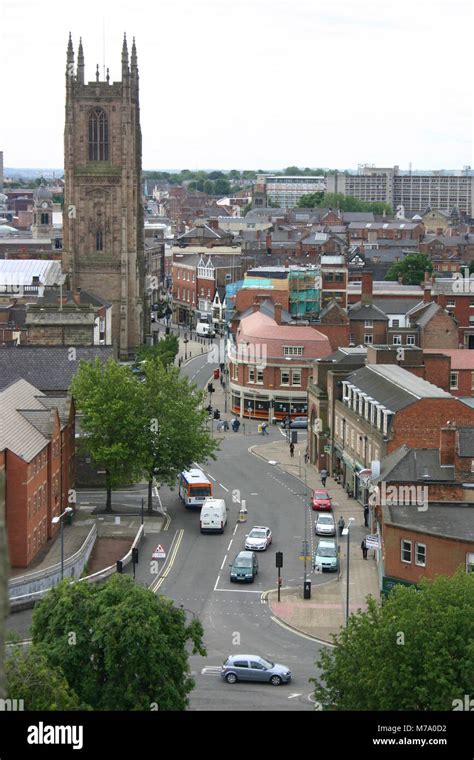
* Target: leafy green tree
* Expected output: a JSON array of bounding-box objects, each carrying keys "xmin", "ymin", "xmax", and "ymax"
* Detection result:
[
  {"xmin": 70, "ymin": 359, "xmax": 145, "ymax": 512},
  {"xmin": 312, "ymin": 571, "xmax": 474, "ymax": 711},
  {"xmin": 0, "ymin": 468, "xmax": 7, "ymax": 701},
  {"xmin": 138, "ymin": 360, "xmax": 219, "ymax": 512},
  {"xmin": 203, "ymin": 180, "xmax": 214, "ymax": 195},
  {"xmin": 284, "ymin": 166, "xmax": 303, "ymax": 175},
  {"xmin": 243, "ymin": 201, "xmax": 252, "ymax": 216},
  {"xmin": 207, "ymin": 171, "xmax": 225, "ymax": 180},
  {"xmin": 5, "ymin": 648, "xmax": 84, "ymax": 710},
  {"xmin": 31, "ymin": 575, "xmax": 206, "ymax": 711},
  {"xmin": 229, "ymin": 169, "xmax": 241, "ymax": 179},
  {"xmin": 385, "ymin": 253, "xmax": 433, "ymax": 285},
  {"xmin": 297, "ymin": 192, "xmax": 325, "ymax": 208},
  {"xmin": 242, "ymin": 170, "xmax": 257, "ymax": 180},
  {"xmin": 135, "ymin": 334, "xmax": 179, "ymax": 369},
  {"xmin": 214, "ymin": 178, "xmax": 231, "ymax": 196}
]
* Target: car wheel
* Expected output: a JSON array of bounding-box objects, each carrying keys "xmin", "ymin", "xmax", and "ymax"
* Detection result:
[
  {"xmin": 270, "ymin": 675, "xmax": 282, "ymax": 686},
  {"xmin": 225, "ymin": 672, "xmax": 237, "ymax": 684}
]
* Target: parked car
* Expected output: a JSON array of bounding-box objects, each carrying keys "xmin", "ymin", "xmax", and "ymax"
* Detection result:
[
  {"xmin": 280, "ymin": 416, "xmax": 308, "ymax": 430},
  {"xmin": 311, "ymin": 489, "xmax": 332, "ymax": 511},
  {"xmin": 313, "ymin": 539, "xmax": 339, "ymax": 572},
  {"xmin": 315, "ymin": 513, "xmax": 336, "ymax": 536},
  {"xmin": 230, "ymin": 551, "xmax": 258, "ymax": 583},
  {"xmin": 245, "ymin": 526, "xmax": 272, "ymax": 551},
  {"xmin": 221, "ymin": 655, "xmax": 291, "ymax": 686}
]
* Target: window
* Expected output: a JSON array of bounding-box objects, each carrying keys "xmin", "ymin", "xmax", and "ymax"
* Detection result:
[
  {"xmin": 471, "ymin": 372, "xmax": 474, "ymax": 391},
  {"xmin": 364, "ymin": 320, "xmax": 373, "ymax": 328},
  {"xmin": 446, "ymin": 299, "xmax": 455, "ymax": 307},
  {"xmin": 33, "ymin": 493, "xmax": 37, "ymax": 513},
  {"xmin": 232, "ymin": 363, "xmax": 238, "ymax": 381},
  {"xmin": 470, "ymin": 299, "xmax": 474, "ymax": 308},
  {"xmin": 41, "ymin": 213, "xmax": 49, "ymax": 225},
  {"xmin": 324, "ymin": 272, "xmax": 334, "ymax": 282},
  {"xmin": 177, "ymin": 270, "xmax": 181, "ymax": 279},
  {"xmin": 335, "ymin": 272, "xmax": 344, "ymax": 282},
  {"xmin": 450, "ymin": 371, "xmax": 459, "ymax": 390},
  {"xmin": 349, "ymin": 334, "xmax": 355, "ymax": 344},
  {"xmin": 248, "ymin": 367, "xmax": 255, "ymax": 383},
  {"xmin": 350, "ymin": 429, "xmax": 355, "ymax": 449},
  {"xmin": 401, "ymin": 539, "xmax": 412, "ymax": 563},
  {"xmin": 88, "ymin": 108, "xmax": 109, "ymax": 161},
  {"xmin": 466, "ymin": 553, "xmax": 474, "ymax": 573},
  {"xmin": 257, "ymin": 369, "xmax": 264, "ymax": 384},
  {"xmin": 283, "ymin": 346, "xmax": 304, "ymax": 356},
  {"xmin": 364, "ymin": 334, "xmax": 373, "ymax": 344},
  {"xmin": 415, "ymin": 543, "xmax": 426, "ymax": 567},
  {"xmin": 407, "ymin": 335, "xmax": 416, "ymax": 346},
  {"xmin": 335, "ymin": 416, "xmax": 339, "ymax": 436},
  {"xmin": 292, "ymin": 370, "xmax": 301, "ymax": 386},
  {"xmin": 392, "ymin": 335, "xmax": 402, "ymax": 345},
  {"xmin": 96, "ymin": 230, "xmax": 103, "ymax": 251},
  {"xmin": 391, "ymin": 319, "xmax": 400, "ymax": 328},
  {"xmin": 281, "ymin": 370, "xmax": 290, "ymax": 386}
]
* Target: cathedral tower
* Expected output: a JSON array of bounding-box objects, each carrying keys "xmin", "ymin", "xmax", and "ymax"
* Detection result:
[{"xmin": 62, "ymin": 34, "xmax": 144, "ymax": 358}]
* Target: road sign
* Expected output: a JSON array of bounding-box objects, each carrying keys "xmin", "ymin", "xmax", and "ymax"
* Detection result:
[
  {"xmin": 323, "ymin": 445, "xmax": 331, "ymax": 453},
  {"xmin": 365, "ymin": 534, "xmax": 379, "ymax": 550},
  {"xmin": 152, "ymin": 544, "xmax": 166, "ymax": 560}
]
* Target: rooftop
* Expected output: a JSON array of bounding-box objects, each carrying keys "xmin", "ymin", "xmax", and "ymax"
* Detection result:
[{"xmin": 346, "ymin": 364, "xmax": 452, "ymax": 412}]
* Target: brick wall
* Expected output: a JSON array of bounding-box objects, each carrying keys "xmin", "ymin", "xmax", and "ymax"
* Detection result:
[
  {"xmin": 390, "ymin": 399, "xmax": 474, "ymax": 452},
  {"xmin": 420, "ymin": 310, "xmax": 459, "ymax": 349}
]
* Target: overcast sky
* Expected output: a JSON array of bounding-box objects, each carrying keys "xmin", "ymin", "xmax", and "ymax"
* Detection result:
[{"xmin": 1, "ymin": 0, "xmax": 472, "ymax": 171}]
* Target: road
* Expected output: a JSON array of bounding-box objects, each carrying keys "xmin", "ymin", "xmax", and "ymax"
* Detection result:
[{"xmin": 7, "ymin": 350, "xmax": 327, "ymax": 710}]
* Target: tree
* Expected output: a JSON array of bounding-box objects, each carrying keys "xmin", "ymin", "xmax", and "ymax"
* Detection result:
[
  {"xmin": 31, "ymin": 575, "xmax": 206, "ymax": 711},
  {"xmin": 135, "ymin": 334, "xmax": 179, "ymax": 369},
  {"xmin": 385, "ymin": 253, "xmax": 433, "ymax": 285},
  {"xmin": 70, "ymin": 359, "xmax": 145, "ymax": 512},
  {"xmin": 5, "ymin": 648, "xmax": 84, "ymax": 710},
  {"xmin": 207, "ymin": 171, "xmax": 225, "ymax": 180},
  {"xmin": 214, "ymin": 178, "xmax": 231, "ymax": 197},
  {"xmin": 203, "ymin": 180, "xmax": 214, "ymax": 195},
  {"xmin": 312, "ymin": 571, "xmax": 474, "ymax": 711},
  {"xmin": 297, "ymin": 192, "xmax": 325, "ymax": 208},
  {"xmin": 137, "ymin": 360, "xmax": 219, "ymax": 512},
  {"xmin": 0, "ymin": 468, "xmax": 7, "ymax": 701},
  {"xmin": 229, "ymin": 169, "xmax": 241, "ymax": 179},
  {"xmin": 284, "ymin": 166, "xmax": 303, "ymax": 175}
]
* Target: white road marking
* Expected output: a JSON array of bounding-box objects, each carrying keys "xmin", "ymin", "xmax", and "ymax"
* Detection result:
[
  {"xmin": 201, "ymin": 666, "xmax": 222, "ymax": 675},
  {"xmin": 227, "ymin": 540, "xmax": 233, "ymax": 551},
  {"xmin": 233, "ymin": 524, "xmax": 239, "ymax": 535},
  {"xmin": 207, "ymin": 474, "xmax": 216, "ymax": 481},
  {"xmin": 219, "ymin": 484, "xmax": 229, "ymax": 492},
  {"xmin": 214, "ymin": 588, "xmax": 263, "ymax": 594},
  {"xmin": 250, "ymin": 493, "xmax": 258, "ymax": 496},
  {"xmin": 288, "ymin": 693, "xmax": 302, "ymax": 699},
  {"xmin": 214, "ymin": 574, "xmax": 221, "ymax": 591},
  {"xmin": 220, "ymin": 554, "xmax": 227, "ymax": 571},
  {"xmin": 270, "ymin": 616, "xmax": 336, "ymax": 647}
]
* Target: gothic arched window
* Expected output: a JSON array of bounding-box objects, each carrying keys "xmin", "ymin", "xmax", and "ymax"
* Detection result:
[
  {"xmin": 96, "ymin": 231, "xmax": 104, "ymax": 251},
  {"xmin": 88, "ymin": 108, "xmax": 109, "ymax": 161}
]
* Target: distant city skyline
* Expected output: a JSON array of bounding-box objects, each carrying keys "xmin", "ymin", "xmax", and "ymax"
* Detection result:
[{"xmin": 1, "ymin": 0, "xmax": 472, "ymax": 170}]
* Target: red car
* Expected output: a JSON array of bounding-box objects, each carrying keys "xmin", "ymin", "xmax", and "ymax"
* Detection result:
[{"xmin": 311, "ymin": 489, "xmax": 332, "ymax": 511}]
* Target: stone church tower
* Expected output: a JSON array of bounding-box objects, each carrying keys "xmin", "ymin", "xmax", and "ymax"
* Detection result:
[
  {"xmin": 32, "ymin": 180, "xmax": 54, "ymax": 238},
  {"xmin": 62, "ymin": 34, "xmax": 145, "ymax": 358}
]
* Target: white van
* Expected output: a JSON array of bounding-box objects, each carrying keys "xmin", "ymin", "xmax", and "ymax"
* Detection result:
[
  {"xmin": 196, "ymin": 322, "xmax": 215, "ymax": 338},
  {"xmin": 200, "ymin": 498, "xmax": 228, "ymax": 534}
]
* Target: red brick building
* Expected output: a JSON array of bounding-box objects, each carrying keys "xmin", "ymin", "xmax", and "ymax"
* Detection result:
[{"xmin": 0, "ymin": 379, "xmax": 75, "ymax": 568}]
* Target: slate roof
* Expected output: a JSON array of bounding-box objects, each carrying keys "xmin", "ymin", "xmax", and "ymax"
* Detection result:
[
  {"xmin": 372, "ymin": 297, "xmax": 422, "ymax": 314},
  {"xmin": 319, "ymin": 346, "xmax": 367, "ymax": 364},
  {"xmin": 0, "ymin": 346, "xmax": 115, "ymax": 393},
  {"xmin": 238, "ymin": 299, "xmax": 291, "ymax": 323},
  {"xmin": 342, "ymin": 212, "xmax": 375, "ymax": 222},
  {"xmin": 348, "ymin": 302, "xmax": 389, "ymax": 321},
  {"xmin": 384, "ymin": 502, "xmax": 474, "ymax": 541},
  {"xmin": 38, "ymin": 289, "xmax": 111, "ymax": 308},
  {"xmin": 432, "ymin": 278, "xmax": 466, "ymax": 295},
  {"xmin": 0, "ymin": 379, "xmax": 57, "ymax": 460},
  {"xmin": 411, "ymin": 302, "xmax": 442, "ymax": 328},
  {"xmin": 346, "ymin": 364, "xmax": 452, "ymax": 411},
  {"xmin": 376, "ymin": 444, "xmax": 455, "ymax": 483}
]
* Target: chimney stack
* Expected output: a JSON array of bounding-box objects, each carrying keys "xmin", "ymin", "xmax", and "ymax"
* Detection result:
[
  {"xmin": 274, "ymin": 302, "xmax": 282, "ymax": 325},
  {"xmin": 439, "ymin": 424, "xmax": 456, "ymax": 466},
  {"xmin": 361, "ymin": 271, "xmax": 373, "ymax": 305},
  {"xmin": 252, "ymin": 301, "xmax": 260, "ymax": 313}
]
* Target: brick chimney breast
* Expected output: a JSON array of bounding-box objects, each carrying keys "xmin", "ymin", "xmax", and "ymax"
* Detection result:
[
  {"xmin": 361, "ymin": 271, "xmax": 373, "ymax": 306},
  {"xmin": 274, "ymin": 303, "xmax": 282, "ymax": 325},
  {"xmin": 439, "ymin": 424, "xmax": 456, "ymax": 467}
]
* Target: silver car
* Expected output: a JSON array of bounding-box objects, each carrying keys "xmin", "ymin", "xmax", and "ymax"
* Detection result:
[
  {"xmin": 245, "ymin": 526, "xmax": 272, "ymax": 551},
  {"xmin": 315, "ymin": 513, "xmax": 336, "ymax": 536},
  {"xmin": 221, "ymin": 655, "xmax": 292, "ymax": 686}
]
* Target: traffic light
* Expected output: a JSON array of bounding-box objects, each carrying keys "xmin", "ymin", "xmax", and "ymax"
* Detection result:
[
  {"xmin": 206, "ymin": 404, "xmax": 213, "ymax": 415},
  {"xmin": 132, "ymin": 547, "xmax": 139, "ymax": 564},
  {"xmin": 116, "ymin": 560, "xmax": 123, "ymax": 574},
  {"xmin": 207, "ymin": 383, "xmax": 215, "ymax": 394},
  {"xmin": 213, "ymin": 409, "xmax": 220, "ymax": 420}
]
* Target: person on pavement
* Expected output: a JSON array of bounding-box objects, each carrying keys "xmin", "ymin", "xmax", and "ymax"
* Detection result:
[
  {"xmin": 338, "ymin": 516, "xmax": 345, "ymax": 536},
  {"xmin": 361, "ymin": 537, "xmax": 368, "ymax": 559},
  {"xmin": 363, "ymin": 504, "xmax": 369, "ymax": 527},
  {"xmin": 261, "ymin": 422, "xmax": 269, "ymax": 435},
  {"xmin": 289, "ymin": 442, "xmax": 295, "ymax": 458},
  {"xmin": 320, "ymin": 468, "xmax": 328, "ymax": 487}
]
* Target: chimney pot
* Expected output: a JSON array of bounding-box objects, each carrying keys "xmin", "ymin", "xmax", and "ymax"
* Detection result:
[
  {"xmin": 274, "ymin": 302, "xmax": 282, "ymax": 325},
  {"xmin": 439, "ymin": 425, "xmax": 456, "ymax": 467}
]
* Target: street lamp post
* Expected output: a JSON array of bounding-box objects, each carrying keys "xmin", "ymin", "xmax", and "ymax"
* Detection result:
[
  {"xmin": 183, "ymin": 333, "xmax": 189, "ymax": 361},
  {"xmin": 51, "ymin": 507, "xmax": 74, "ymax": 580},
  {"xmin": 343, "ymin": 517, "xmax": 355, "ymax": 627}
]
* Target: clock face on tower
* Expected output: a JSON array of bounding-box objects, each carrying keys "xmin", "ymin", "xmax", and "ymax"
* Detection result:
[{"xmin": 41, "ymin": 202, "xmax": 48, "ymax": 209}]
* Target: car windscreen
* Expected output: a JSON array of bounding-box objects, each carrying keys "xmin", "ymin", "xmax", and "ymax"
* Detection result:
[
  {"xmin": 260, "ymin": 657, "xmax": 274, "ymax": 668},
  {"xmin": 314, "ymin": 492, "xmax": 328, "ymax": 499},
  {"xmin": 249, "ymin": 530, "xmax": 266, "ymax": 538},
  {"xmin": 318, "ymin": 516, "xmax": 333, "ymax": 524},
  {"xmin": 234, "ymin": 557, "xmax": 252, "ymax": 567},
  {"xmin": 318, "ymin": 546, "xmax": 336, "ymax": 557}
]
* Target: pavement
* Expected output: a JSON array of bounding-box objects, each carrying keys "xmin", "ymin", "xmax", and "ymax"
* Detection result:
[{"xmin": 206, "ymin": 369, "xmax": 380, "ymax": 643}]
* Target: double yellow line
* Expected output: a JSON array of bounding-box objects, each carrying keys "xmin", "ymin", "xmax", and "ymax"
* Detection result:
[{"xmin": 150, "ymin": 528, "xmax": 184, "ymax": 592}]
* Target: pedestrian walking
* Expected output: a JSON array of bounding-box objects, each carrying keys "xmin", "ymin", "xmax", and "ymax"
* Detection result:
[
  {"xmin": 363, "ymin": 503, "xmax": 369, "ymax": 528},
  {"xmin": 261, "ymin": 422, "xmax": 269, "ymax": 435},
  {"xmin": 234, "ymin": 418, "xmax": 240, "ymax": 432},
  {"xmin": 289, "ymin": 442, "xmax": 295, "ymax": 458},
  {"xmin": 304, "ymin": 447, "xmax": 309, "ymax": 464},
  {"xmin": 178, "ymin": 357, "xmax": 182, "ymax": 367},
  {"xmin": 231, "ymin": 418, "xmax": 236, "ymax": 432},
  {"xmin": 361, "ymin": 537, "xmax": 368, "ymax": 559},
  {"xmin": 320, "ymin": 468, "xmax": 328, "ymax": 487},
  {"xmin": 223, "ymin": 420, "xmax": 229, "ymax": 432},
  {"xmin": 338, "ymin": 516, "xmax": 345, "ymax": 536}
]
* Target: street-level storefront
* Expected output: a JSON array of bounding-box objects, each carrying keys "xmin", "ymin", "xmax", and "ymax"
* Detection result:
[{"xmin": 230, "ymin": 387, "xmax": 308, "ymax": 421}]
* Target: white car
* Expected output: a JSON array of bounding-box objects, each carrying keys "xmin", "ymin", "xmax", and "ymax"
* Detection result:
[
  {"xmin": 245, "ymin": 526, "xmax": 272, "ymax": 551},
  {"xmin": 314, "ymin": 513, "xmax": 336, "ymax": 537}
]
